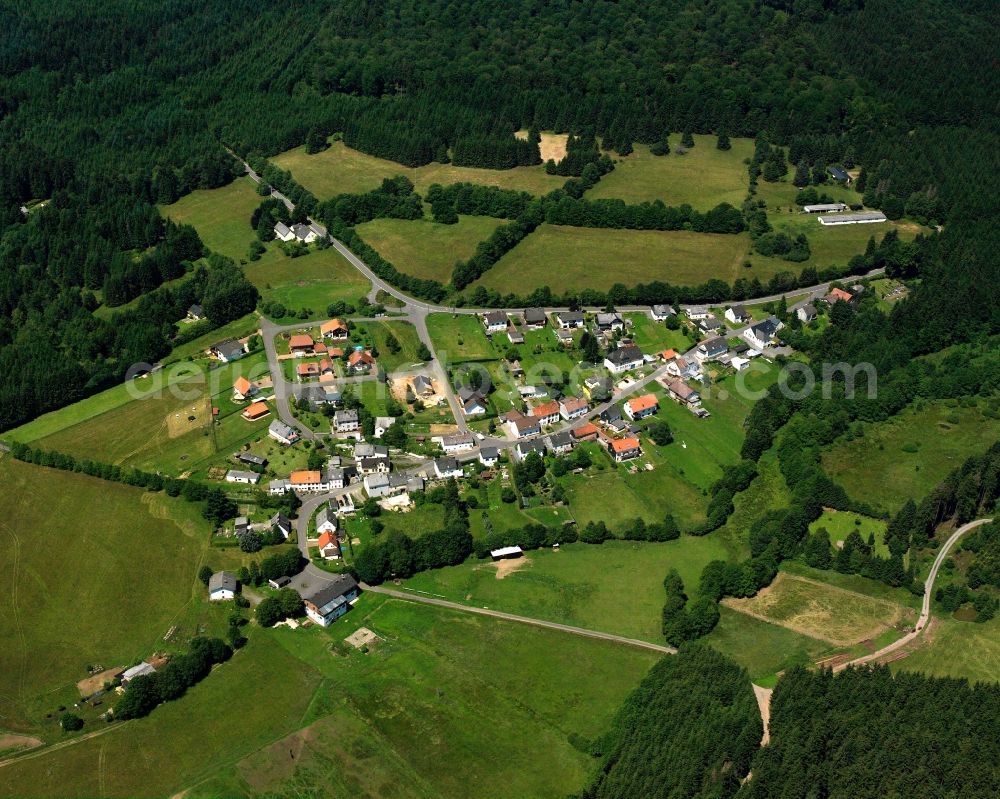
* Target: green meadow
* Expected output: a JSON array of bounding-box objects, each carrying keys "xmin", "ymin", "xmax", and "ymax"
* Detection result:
[{"xmin": 159, "ymin": 176, "xmax": 262, "ymax": 261}]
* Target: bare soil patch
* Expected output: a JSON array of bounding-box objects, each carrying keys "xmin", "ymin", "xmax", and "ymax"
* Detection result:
[
  {"xmin": 0, "ymin": 733, "xmax": 42, "ymax": 753},
  {"xmin": 494, "ymin": 555, "xmax": 530, "ymax": 580},
  {"xmin": 516, "ymin": 130, "xmax": 568, "ymax": 162},
  {"xmin": 76, "ymin": 667, "xmax": 123, "ymax": 697},
  {"xmin": 345, "ymin": 627, "xmax": 381, "ymax": 649},
  {"xmin": 752, "ymin": 684, "xmax": 772, "ymax": 746}
]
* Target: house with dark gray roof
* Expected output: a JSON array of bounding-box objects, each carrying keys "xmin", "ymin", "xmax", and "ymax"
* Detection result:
[
  {"xmin": 523, "ymin": 308, "xmax": 548, "ymax": 327},
  {"xmin": 303, "ymin": 575, "xmax": 359, "ymax": 626},
  {"xmin": 546, "ymin": 430, "xmax": 575, "ymax": 455},
  {"xmin": 208, "ymin": 571, "xmax": 238, "ymax": 601},
  {"xmin": 604, "ymin": 345, "xmax": 644, "ymax": 374},
  {"xmin": 743, "ymin": 316, "xmax": 784, "ymax": 348}
]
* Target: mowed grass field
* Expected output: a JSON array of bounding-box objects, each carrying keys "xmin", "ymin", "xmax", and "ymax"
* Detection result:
[
  {"xmin": 426, "ymin": 313, "xmax": 497, "ymax": 363},
  {"xmin": 243, "ymin": 244, "xmax": 371, "ymax": 318},
  {"xmin": 27, "ymin": 355, "xmax": 276, "ymax": 478},
  {"xmin": 273, "ymin": 140, "xmax": 566, "ymax": 198},
  {"xmin": 471, "ymin": 217, "xmax": 920, "ymax": 295},
  {"xmin": 821, "ymin": 400, "xmax": 1000, "ymax": 513},
  {"xmin": 0, "ymin": 457, "xmax": 210, "ymax": 732},
  {"xmin": 356, "ymin": 215, "xmax": 503, "ymax": 282},
  {"xmin": 723, "ymin": 571, "xmax": 912, "ymax": 646},
  {"xmin": 402, "ymin": 539, "xmax": 729, "ymax": 643},
  {"xmin": 587, "ymin": 136, "xmax": 754, "ymax": 209},
  {"xmin": 3, "ymin": 595, "xmax": 660, "ymax": 798},
  {"xmin": 810, "ymin": 509, "xmax": 890, "ymax": 557},
  {"xmin": 894, "ymin": 614, "xmax": 1000, "ymax": 685},
  {"xmin": 159, "ymin": 176, "xmax": 262, "ymax": 261}
]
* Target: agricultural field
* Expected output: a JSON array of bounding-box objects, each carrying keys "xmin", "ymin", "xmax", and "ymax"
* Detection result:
[
  {"xmin": 810, "ymin": 509, "xmax": 890, "ymax": 557},
  {"xmin": 894, "ymin": 614, "xmax": 1000, "ymax": 685},
  {"xmin": 472, "ymin": 217, "xmax": 920, "ymax": 295},
  {"xmin": 821, "ymin": 399, "xmax": 1000, "ymax": 514},
  {"xmin": 402, "ymin": 538, "xmax": 730, "ymax": 643},
  {"xmin": 0, "ymin": 457, "xmax": 213, "ymax": 733},
  {"xmin": 159, "ymin": 176, "xmax": 262, "ymax": 261},
  {"xmin": 703, "ymin": 607, "xmax": 835, "ymax": 684},
  {"xmin": 722, "ymin": 571, "xmax": 913, "ymax": 646},
  {"xmin": 0, "ymin": 635, "xmax": 322, "ymax": 797},
  {"xmin": 26, "ymin": 354, "xmax": 276, "ymax": 479},
  {"xmin": 3, "ymin": 593, "xmax": 659, "ymax": 798},
  {"xmin": 272, "ymin": 140, "xmax": 566, "ymax": 198},
  {"xmin": 356, "ymin": 215, "xmax": 503, "ymax": 283},
  {"xmin": 624, "ymin": 313, "xmax": 692, "ymax": 353},
  {"xmin": 587, "ymin": 136, "xmax": 754, "ymax": 209},
  {"xmin": 426, "ymin": 313, "xmax": 498, "ymax": 364},
  {"xmin": 243, "ymin": 244, "xmax": 371, "ymax": 320}
]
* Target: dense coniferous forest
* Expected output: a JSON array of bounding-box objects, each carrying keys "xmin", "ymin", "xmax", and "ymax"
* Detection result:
[
  {"xmin": 578, "ymin": 645, "xmax": 761, "ymax": 799},
  {"xmin": 0, "ymin": 0, "xmax": 997, "ymax": 435},
  {"xmin": 738, "ymin": 666, "xmax": 1000, "ymax": 799}
]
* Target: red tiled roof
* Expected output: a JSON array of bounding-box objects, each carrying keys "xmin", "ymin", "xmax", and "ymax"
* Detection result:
[
  {"xmin": 242, "ymin": 401, "xmax": 269, "ymax": 419},
  {"xmin": 289, "ymin": 334, "xmax": 313, "ymax": 349},
  {"xmin": 348, "ymin": 350, "xmax": 374, "ymax": 366},
  {"xmin": 318, "ymin": 531, "xmax": 338, "ymax": 549},
  {"xmin": 531, "ymin": 400, "xmax": 561, "ymax": 419},
  {"xmin": 233, "ymin": 377, "xmax": 251, "ymax": 395},
  {"xmin": 610, "ymin": 437, "xmax": 641, "ymax": 453},
  {"xmin": 321, "ymin": 319, "xmax": 348, "ymax": 335},
  {"xmin": 573, "ymin": 422, "xmax": 599, "ymax": 439},
  {"xmin": 626, "ymin": 394, "xmax": 659, "ymax": 414},
  {"xmin": 290, "ymin": 470, "xmax": 322, "ymax": 485}
]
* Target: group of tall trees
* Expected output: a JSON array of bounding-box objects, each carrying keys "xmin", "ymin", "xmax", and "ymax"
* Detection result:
[{"xmin": 741, "ymin": 665, "xmax": 1000, "ymax": 799}]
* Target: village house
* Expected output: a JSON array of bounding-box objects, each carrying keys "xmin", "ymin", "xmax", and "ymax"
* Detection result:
[
  {"xmin": 546, "ymin": 430, "xmax": 575, "ymax": 456},
  {"xmin": 582, "ymin": 374, "xmax": 612, "ymax": 400},
  {"xmin": 507, "ymin": 327, "xmax": 525, "ymax": 345},
  {"xmin": 355, "ymin": 443, "xmax": 388, "ymax": 459},
  {"xmin": 665, "ymin": 378, "xmax": 701, "ymax": 407},
  {"xmin": 237, "ymin": 452, "xmax": 267, "ymax": 467},
  {"xmin": 296, "ymin": 361, "xmax": 321, "ymax": 379},
  {"xmin": 529, "ymin": 400, "xmax": 561, "ymax": 426},
  {"xmin": 697, "ymin": 315, "xmax": 725, "ymax": 334},
  {"xmin": 211, "ymin": 339, "xmax": 248, "ymax": 363},
  {"xmin": 624, "ymin": 394, "xmax": 659, "ymax": 421},
  {"xmin": 232, "ymin": 376, "xmax": 257, "ymax": 402},
  {"xmin": 373, "ymin": 416, "xmax": 396, "ymax": 438},
  {"xmin": 559, "ymin": 395, "xmax": 589, "ymax": 421},
  {"xmin": 364, "ymin": 473, "xmax": 393, "ymax": 498},
  {"xmin": 503, "ymin": 409, "xmax": 541, "ymax": 439},
  {"xmin": 732, "ymin": 356, "xmax": 751, "ymax": 371},
  {"xmin": 595, "ymin": 312, "xmax": 624, "ymax": 333},
  {"xmin": 357, "ymin": 455, "xmax": 390, "ymax": 476},
  {"xmin": 458, "ymin": 386, "xmax": 488, "ymax": 416},
  {"xmin": 791, "ymin": 301, "xmax": 817, "ymax": 322},
  {"xmin": 242, "ymin": 401, "xmax": 271, "ymax": 421},
  {"xmin": 482, "ymin": 311, "xmax": 509, "ymax": 335},
  {"xmin": 434, "ymin": 456, "xmax": 463, "ymax": 480},
  {"xmin": 685, "ymin": 305, "xmax": 711, "ymax": 321},
  {"xmin": 208, "ymin": 571, "xmax": 237, "ymax": 602},
  {"xmin": 604, "ymin": 345, "xmax": 644, "ymax": 374},
  {"xmin": 411, "ymin": 374, "xmax": 434, "ymax": 396},
  {"xmin": 288, "ymin": 334, "xmax": 314, "ymax": 356},
  {"xmin": 554, "ymin": 328, "xmax": 575, "ymax": 347},
  {"xmin": 522, "ymin": 307, "xmax": 548, "ymax": 328},
  {"xmin": 320, "ymin": 318, "xmax": 349, "ymax": 340},
  {"xmin": 334, "ymin": 409, "xmax": 359, "ymax": 434},
  {"xmin": 303, "ymin": 575, "xmax": 360, "ymax": 626},
  {"xmin": 268, "ymin": 478, "xmax": 291, "ymax": 495},
  {"xmin": 693, "ymin": 337, "xmax": 728, "ymax": 364},
  {"xmin": 743, "ymin": 316, "xmax": 784, "ymax": 349},
  {"xmin": 271, "ymin": 512, "xmax": 293, "ymax": 540},
  {"xmin": 572, "ymin": 421, "xmax": 600, "ymax": 442},
  {"xmin": 187, "ymin": 303, "xmax": 204, "ymax": 321},
  {"xmin": 825, "ymin": 287, "xmax": 854, "ymax": 304},
  {"xmin": 554, "ymin": 310, "xmax": 585, "ymax": 329},
  {"xmin": 479, "ymin": 447, "xmax": 500, "ymax": 467},
  {"xmin": 608, "ymin": 436, "xmax": 642, "ymax": 463},
  {"xmin": 826, "ymin": 166, "xmax": 852, "ymax": 183},
  {"xmin": 515, "ymin": 439, "xmax": 547, "ymax": 461},
  {"xmin": 347, "ymin": 350, "xmax": 375, "ymax": 373},
  {"xmin": 439, "ymin": 432, "xmax": 476, "ymax": 454},
  {"xmin": 317, "ymin": 530, "xmax": 340, "ymax": 560},
  {"xmin": 316, "ymin": 505, "xmax": 338, "ymax": 535},
  {"xmin": 724, "ymin": 305, "xmax": 752, "ymax": 325},
  {"xmin": 290, "ymin": 470, "xmax": 333, "ymax": 492},
  {"xmin": 650, "ymin": 304, "xmax": 675, "ymax": 321},
  {"xmin": 326, "ymin": 466, "xmax": 352, "ymax": 489},
  {"xmin": 225, "ymin": 469, "xmax": 260, "ymax": 485},
  {"xmin": 268, "ymin": 419, "xmax": 300, "ymax": 445}
]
